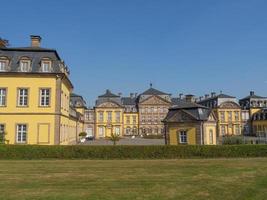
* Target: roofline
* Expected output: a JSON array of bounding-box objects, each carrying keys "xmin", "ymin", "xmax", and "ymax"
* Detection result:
[{"xmin": 0, "ymin": 47, "xmax": 61, "ymax": 60}]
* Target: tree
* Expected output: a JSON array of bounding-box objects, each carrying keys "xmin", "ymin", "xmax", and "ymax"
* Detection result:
[
  {"xmin": 108, "ymin": 132, "xmax": 121, "ymax": 145},
  {"xmin": 0, "ymin": 131, "xmax": 7, "ymax": 144}
]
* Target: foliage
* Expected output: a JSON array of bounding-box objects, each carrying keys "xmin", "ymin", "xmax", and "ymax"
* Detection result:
[
  {"xmin": 143, "ymin": 134, "xmax": 164, "ymax": 139},
  {"xmin": 79, "ymin": 132, "xmax": 87, "ymax": 138},
  {"xmin": 0, "ymin": 145, "xmax": 267, "ymax": 159},
  {"xmin": 222, "ymin": 136, "xmax": 244, "ymax": 145},
  {"xmin": 107, "ymin": 132, "xmax": 121, "ymax": 145},
  {"xmin": 0, "ymin": 131, "xmax": 8, "ymax": 144}
]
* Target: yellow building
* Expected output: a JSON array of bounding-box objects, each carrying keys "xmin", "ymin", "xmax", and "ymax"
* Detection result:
[
  {"xmin": 198, "ymin": 93, "xmax": 242, "ymax": 137},
  {"xmin": 122, "ymin": 95, "xmax": 138, "ymax": 135},
  {"xmin": 95, "ymin": 90, "xmax": 124, "ymax": 138},
  {"xmin": 163, "ymin": 95, "xmax": 217, "ymax": 145},
  {"xmin": 251, "ymin": 109, "xmax": 267, "ymax": 137},
  {"xmin": 0, "ymin": 35, "xmax": 83, "ymax": 145}
]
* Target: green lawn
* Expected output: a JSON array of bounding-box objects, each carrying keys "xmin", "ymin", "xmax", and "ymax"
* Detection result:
[{"xmin": 0, "ymin": 159, "xmax": 267, "ymax": 200}]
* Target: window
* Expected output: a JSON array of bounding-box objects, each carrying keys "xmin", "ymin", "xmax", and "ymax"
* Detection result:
[
  {"xmin": 18, "ymin": 88, "xmax": 28, "ymax": 106},
  {"xmin": 221, "ymin": 125, "xmax": 226, "ymax": 135},
  {"xmin": 40, "ymin": 89, "xmax": 50, "ymax": 106},
  {"xmin": 235, "ymin": 125, "xmax": 240, "ymax": 135},
  {"xmin": 234, "ymin": 111, "xmax": 239, "ymax": 121},
  {"xmin": 115, "ymin": 112, "xmax": 120, "ymax": 122},
  {"xmin": 220, "ymin": 112, "xmax": 225, "ymax": 122},
  {"xmin": 107, "ymin": 111, "xmax": 112, "ymax": 122},
  {"xmin": 20, "ymin": 60, "xmax": 30, "ymax": 72},
  {"xmin": 0, "ymin": 88, "xmax": 6, "ymax": 106},
  {"xmin": 16, "ymin": 124, "xmax": 27, "ymax": 143},
  {"xmin": 126, "ymin": 115, "xmax": 130, "ymax": 124},
  {"xmin": 0, "ymin": 60, "xmax": 6, "ymax": 71},
  {"xmin": 179, "ymin": 131, "xmax": 187, "ymax": 144},
  {"xmin": 141, "ymin": 116, "xmax": 145, "ymax": 124},
  {"xmin": 115, "ymin": 127, "xmax": 120, "ymax": 136},
  {"xmin": 98, "ymin": 112, "xmax": 104, "ymax": 122},
  {"xmin": 154, "ymin": 107, "xmax": 158, "ymax": 113},
  {"xmin": 209, "ymin": 129, "xmax": 213, "ymax": 144},
  {"xmin": 98, "ymin": 127, "xmax": 105, "ymax": 137},
  {"xmin": 41, "ymin": 61, "xmax": 51, "ymax": 72},
  {"xmin": 0, "ymin": 124, "xmax": 5, "ymax": 143},
  {"xmin": 228, "ymin": 112, "xmax": 232, "ymax": 121},
  {"xmin": 133, "ymin": 116, "xmax": 137, "ymax": 124}
]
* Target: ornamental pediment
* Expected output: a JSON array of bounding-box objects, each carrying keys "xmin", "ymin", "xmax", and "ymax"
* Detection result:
[
  {"xmin": 97, "ymin": 102, "xmax": 121, "ymax": 108},
  {"xmin": 139, "ymin": 96, "xmax": 171, "ymax": 105},
  {"xmin": 219, "ymin": 101, "xmax": 240, "ymax": 109}
]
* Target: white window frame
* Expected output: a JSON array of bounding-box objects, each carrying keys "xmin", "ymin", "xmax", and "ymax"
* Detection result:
[
  {"xmin": 18, "ymin": 88, "xmax": 28, "ymax": 107},
  {"xmin": 179, "ymin": 131, "xmax": 187, "ymax": 144},
  {"xmin": 98, "ymin": 112, "xmax": 104, "ymax": 122},
  {"xmin": 20, "ymin": 60, "xmax": 30, "ymax": 72},
  {"xmin": 115, "ymin": 112, "xmax": 120, "ymax": 122},
  {"xmin": 209, "ymin": 129, "xmax": 213, "ymax": 144},
  {"xmin": 98, "ymin": 127, "xmax": 105, "ymax": 137},
  {"xmin": 40, "ymin": 88, "xmax": 50, "ymax": 107},
  {"xmin": 0, "ymin": 60, "xmax": 6, "ymax": 71},
  {"xmin": 16, "ymin": 124, "xmax": 27, "ymax": 143},
  {"xmin": 41, "ymin": 61, "xmax": 51, "ymax": 72},
  {"xmin": 107, "ymin": 111, "xmax": 112, "ymax": 122},
  {"xmin": 0, "ymin": 88, "xmax": 6, "ymax": 106},
  {"xmin": 115, "ymin": 127, "xmax": 120, "ymax": 136},
  {"xmin": 0, "ymin": 124, "xmax": 5, "ymax": 142}
]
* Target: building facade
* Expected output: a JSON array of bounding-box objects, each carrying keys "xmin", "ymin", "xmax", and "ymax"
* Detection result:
[
  {"xmin": 251, "ymin": 109, "xmax": 267, "ymax": 137},
  {"xmin": 0, "ymin": 35, "xmax": 84, "ymax": 145},
  {"xmin": 163, "ymin": 96, "xmax": 217, "ymax": 145},
  {"xmin": 197, "ymin": 93, "xmax": 242, "ymax": 137}
]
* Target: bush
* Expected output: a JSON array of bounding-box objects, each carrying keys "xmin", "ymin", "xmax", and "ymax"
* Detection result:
[
  {"xmin": 222, "ymin": 136, "xmax": 244, "ymax": 145},
  {"xmin": 143, "ymin": 134, "xmax": 164, "ymax": 139},
  {"xmin": 0, "ymin": 145, "xmax": 267, "ymax": 159},
  {"xmin": 79, "ymin": 132, "xmax": 87, "ymax": 137}
]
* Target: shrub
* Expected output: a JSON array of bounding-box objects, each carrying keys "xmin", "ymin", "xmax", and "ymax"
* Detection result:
[
  {"xmin": 79, "ymin": 132, "xmax": 87, "ymax": 138},
  {"xmin": 143, "ymin": 134, "xmax": 164, "ymax": 139},
  {"xmin": 222, "ymin": 136, "xmax": 244, "ymax": 145},
  {"xmin": 0, "ymin": 145, "xmax": 267, "ymax": 159}
]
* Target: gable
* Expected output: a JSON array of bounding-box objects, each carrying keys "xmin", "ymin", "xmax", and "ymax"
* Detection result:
[
  {"xmin": 97, "ymin": 101, "xmax": 122, "ymax": 108},
  {"xmin": 219, "ymin": 101, "xmax": 240, "ymax": 109},
  {"xmin": 139, "ymin": 95, "xmax": 171, "ymax": 105},
  {"xmin": 207, "ymin": 112, "xmax": 217, "ymax": 122},
  {"xmin": 166, "ymin": 110, "xmax": 198, "ymax": 123}
]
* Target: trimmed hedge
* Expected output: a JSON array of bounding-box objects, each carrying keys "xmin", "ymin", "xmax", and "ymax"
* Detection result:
[{"xmin": 0, "ymin": 145, "xmax": 267, "ymax": 159}]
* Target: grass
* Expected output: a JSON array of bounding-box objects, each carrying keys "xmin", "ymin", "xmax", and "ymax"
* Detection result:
[{"xmin": 0, "ymin": 159, "xmax": 267, "ymax": 200}]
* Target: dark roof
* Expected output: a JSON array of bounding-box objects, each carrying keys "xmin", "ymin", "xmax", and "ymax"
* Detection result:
[
  {"xmin": 240, "ymin": 94, "xmax": 267, "ymax": 101},
  {"xmin": 164, "ymin": 103, "xmax": 212, "ymax": 123},
  {"xmin": 121, "ymin": 97, "xmax": 137, "ymax": 105},
  {"xmin": 0, "ymin": 46, "xmax": 64, "ymax": 73},
  {"xmin": 98, "ymin": 90, "xmax": 120, "ymax": 98},
  {"xmin": 70, "ymin": 93, "xmax": 87, "ymax": 108},
  {"xmin": 170, "ymin": 99, "xmax": 207, "ymax": 109},
  {"xmin": 141, "ymin": 87, "xmax": 168, "ymax": 96},
  {"xmin": 198, "ymin": 93, "xmax": 235, "ymax": 103}
]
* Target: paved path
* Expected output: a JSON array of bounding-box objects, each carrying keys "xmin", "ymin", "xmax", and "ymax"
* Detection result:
[{"xmin": 81, "ymin": 137, "xmax": 165, "ymax": 145}]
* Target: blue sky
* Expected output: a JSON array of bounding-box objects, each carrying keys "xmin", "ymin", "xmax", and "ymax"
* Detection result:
[{"xmin": 1, "ymin": 0, "xmax": 267, "ymax": 106}]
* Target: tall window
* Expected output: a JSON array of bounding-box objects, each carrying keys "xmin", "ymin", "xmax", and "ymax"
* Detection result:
[
  {"xmin": 209, "ymin": 129, "xmax": 213, "ymax": 144},
  {"xmin": 221, "ymin": 125, "xmax": 226, "ymax": 135},
  {"xmin": 107, "ymin": 111, "xmax": 112, "ymax": 122},
  {"xmin": 18, "ymin": 88, "xmax": 28, "ymax": 106},
  {"xmin": 98, "ymin": 127, "xmax": 105, "ymax": 137},
  {"xmin": 0, "ymin": 124, "xmax": 5, "ymax": 143},
  {"xmin": 133, "ymin": 116, "xmax": 137, "ymax": 124},
  {"xmin": 115, "ymin": 112, "xmax": 120, "ymax": 122},
  {"xmin": 0, "ymin": 61, "xmax": 6, "ymax": 71},
  {"xmin": 0, "ymin": 88, "xmax": 6, "ymax": 106},
  {"xmin": 228, "ymin": 112, "xmax": 232, "ymax": 121},
  {"xmin": 115, "ymin": 127, "xmax": 120, "ymax": 136},
  {"xmin": 41, "ymin": 61, "xmax": 51, "ymax": 72},
  {"xmin": 98, "ymin": 112, "xmax": 104, "ymax": 122},
  {"xmin": 126, "ymin": 115, "xmax": 130, "ymax": 124},
  {"xmin": 234, "ymin": 111, "xmax": 239, "ymax": 121},
  {"xmin": 20, "ymin": 61, "xmax": 30, "ymax": 72},
  {"xmin": 179, "ymin": 131, "xmax": 187, "ymax": 144},
  {"xmin": 16, "ymin": 124, "xmax": 27, "ymax": 143},
  {"xmin": 235, "ymin": 125, "xmax": 240, "ymax": 135},
  {"xmin": 40, "ymin": 89, "xmax": 50, "ymax": 106},
  {"xmin": 220, "ymin": 112, "xmax": 225, "ymax": 122}
]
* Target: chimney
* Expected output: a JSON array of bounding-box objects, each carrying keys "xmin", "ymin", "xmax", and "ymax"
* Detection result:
[
  {"xmin": 205, "ymin": 94, "xmax": 209, "ymax": 99},
  {"xmin": 179, "ymin": 93, "xmax": 183, "ymax": 99},
  {"xmin": 250, "ymin": 91, "xmax": 255, "ymax": 96},
  {"xmin": 0, "ymin": 38, "xmax": 8, "ymax": 47},
  {"xmin": 199, "ymin": 96, "xmax": 203, "ymax": 101},
  {"xmin": 30, "ymin": 35, "xmax": 41, "ymax": 47},
  {"xmin": 211, "ymin": 92, "xmax": 216, "ymax": 97},
  {"xmin": 185, "ymin": 94, "xmax": 194, "ymax": 102},
  {"xmin": 130, "ymin": 93, "xmax": 134, "ymax": 98}
]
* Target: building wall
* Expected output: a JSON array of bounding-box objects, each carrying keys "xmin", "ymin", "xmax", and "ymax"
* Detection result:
[
  {"xmin": 168, "ymin": 125, "xmax": 197, "ymax": 145},
  {"xmin": 123, "ymin": 112, "xmax": 138, "ymax": 135}
]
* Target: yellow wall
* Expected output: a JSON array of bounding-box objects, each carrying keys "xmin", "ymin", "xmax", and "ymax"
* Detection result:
[
  {"xmin": 168, "ymin": 126, "xmax": 196, "ymax": 145},
  {"xmin": 252, "ymin": 120, "xmax": 267, "ymax": 136},
  {"xmin": 123, "ymin": 113, "xmax": 138, "ymax": 135},
  {"xmin": 204, "ymin": 123, "xmax": 217, "ymax": 145}
]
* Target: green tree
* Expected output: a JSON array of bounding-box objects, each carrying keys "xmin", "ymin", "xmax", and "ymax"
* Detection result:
[{"xmin": 108, "ymin": 132, "xmax": 121, "ymax": 145}]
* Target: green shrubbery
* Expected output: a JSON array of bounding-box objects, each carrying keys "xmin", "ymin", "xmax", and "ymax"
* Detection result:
[
  {"xmin": 222, "ymin": 136, "xmax": 245, "ymax": 145},
  {"xmin": 0, "ymin": 145, "xmax": 267, "ymax": 159}
]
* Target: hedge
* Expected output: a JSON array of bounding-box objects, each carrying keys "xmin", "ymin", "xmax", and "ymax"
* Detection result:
[{"xmin": 0, "ymin": 145, "xmax": 267, "ymax": 159}]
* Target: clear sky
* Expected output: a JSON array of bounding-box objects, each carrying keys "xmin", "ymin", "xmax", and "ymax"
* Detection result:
[{"xmin": 1, "ymin": 0, "xmax": 267, "ymax": 106}]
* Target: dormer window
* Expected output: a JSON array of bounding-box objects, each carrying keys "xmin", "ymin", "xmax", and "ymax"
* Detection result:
[
  {"xmin": 0, "ymin": 61, "xmax": 6, "ymax": 71},
  {"xmin": 41, "ymin": 59, "xmax": 52, "ymax": 72},
  {"xmin": 19, "ymin": 58, "xmax": 31, "ymax": 72}
]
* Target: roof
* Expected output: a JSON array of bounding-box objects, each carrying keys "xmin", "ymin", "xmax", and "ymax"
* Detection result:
[
  {"xmin": 164, "ymin": 102, "xmax": 212, "ymax": 123},
  {"xmin": 141, "ymin": 87, "xmax": 168, "ymax": 96},
  {"xmin": 121, "ymin": 97, "xmax": 137, "ymax": 105},
  {"xmin": 0, "ymin": 46, "xmax": 64, "ymax": 73},
  {"xmin": 170, "ymin": 99, "xmax": 207, "ymax": 109},
  {"xmin": 98, "ymin": 90, "xmax": 120, "ymax": 98},
  {"xmin": 70, "ymin": 93, "xmax": 87, "ymax": 108},
  {"xmin": 240, "ymin": 94, "xmax": 267, "ymax": 101},
  {"xmin": 198, "ymin": 93, "xmax": 235, "ymax": 103}
]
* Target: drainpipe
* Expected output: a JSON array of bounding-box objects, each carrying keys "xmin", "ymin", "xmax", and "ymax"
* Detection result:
[{"xmin": 200, "ymin": 122, "xmax": 204, "ymax": 145}]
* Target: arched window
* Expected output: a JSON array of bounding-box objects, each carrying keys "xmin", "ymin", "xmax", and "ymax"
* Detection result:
[
  {"xmin": 41, "ymin": 58, "xmax": 52, "ymax": 72},
  {"xmin": 19, "ymin": 57, "xmax": 31, "ymax": 72}
]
